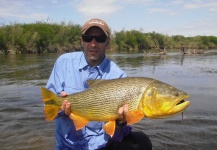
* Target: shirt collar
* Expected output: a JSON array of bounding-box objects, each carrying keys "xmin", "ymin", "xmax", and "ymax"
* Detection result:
[{"xmin": 79, "ymin": 52, "xmax": 108, "ymax": 75}]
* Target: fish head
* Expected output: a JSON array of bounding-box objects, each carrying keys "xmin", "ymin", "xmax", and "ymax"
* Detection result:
[{"xmin": 141, "ymin": 80, "xmax": 190, "ymax": 119}]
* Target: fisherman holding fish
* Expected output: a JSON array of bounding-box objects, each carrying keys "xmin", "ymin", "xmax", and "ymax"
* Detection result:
[{"xmin": 45, "ymin": 18, "xmax": 152, "ymax": 150}]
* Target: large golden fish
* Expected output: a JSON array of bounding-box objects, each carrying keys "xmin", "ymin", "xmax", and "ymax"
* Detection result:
[{"xmin": 41, "ymin": 77, "xmax": 190, "ymax": 137}]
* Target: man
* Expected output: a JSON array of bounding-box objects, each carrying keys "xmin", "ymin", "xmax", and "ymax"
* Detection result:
[{"xmin": 46, "ymin": 18, "xmax": 152, "ymax": 150}]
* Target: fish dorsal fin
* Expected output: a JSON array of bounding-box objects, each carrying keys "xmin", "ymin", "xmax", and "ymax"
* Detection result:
[{"xmin": 87, "ymin": 79, "xmax": 105, "ymax": 87}]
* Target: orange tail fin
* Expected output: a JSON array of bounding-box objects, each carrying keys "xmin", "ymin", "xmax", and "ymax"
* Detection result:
[{"xmin": 41, "ymin": 87, "xmax": 60, "ymax": 121}]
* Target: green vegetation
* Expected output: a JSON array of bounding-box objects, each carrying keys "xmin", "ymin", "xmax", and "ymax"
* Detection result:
[
  {"xmin": 0, "ymin": 22, "xmax": 217, "ymax": 54},
  {"xmin": 114, "ymin": 31, "xmax": 217, "ymax": 52},
  {"xmin": 0, "ymin": 22, "xmax": 82, "ymax": 54}
]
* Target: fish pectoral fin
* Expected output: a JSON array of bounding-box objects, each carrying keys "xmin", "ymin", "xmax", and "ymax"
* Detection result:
[
  {"xmin": 69, "ymin": 113, "xmax": 89, "ymax": 130},
  {"xmin": 125, "ymin": 110, "xmax": 145, "ymax": 126},
  {"xmin": 103, "ymin": 121, "xmax": 116, "ymax": 137}
]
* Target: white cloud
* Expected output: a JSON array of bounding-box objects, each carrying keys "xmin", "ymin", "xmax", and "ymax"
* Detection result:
[
  {"xmin": 0, "ymin": 0, "xmax": 216, "ymax": 36},
  {"xmin": 76, "ymin": 0, "xmax": 123, "ymax": 17},
  {"xmin": 147, "ymin": 8, "xmax": 175, "ymax": 15},
  {"xmin": 183, "ymin": 0, "xmax": 217, "ymax": 12},
  {"xmin": 0, "ymin": 0, "xmax": 49, "ymax": 23},
  {"xmin": 118, "ymin": 0, "xmax": 155, "ymax": 6},
  {"xmin": 172, "ymin": 0, "xmax": 185, "ymax": 5}
]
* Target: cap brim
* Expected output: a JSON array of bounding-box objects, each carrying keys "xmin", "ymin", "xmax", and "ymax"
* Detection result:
[{"xmin": 82, "ymin": 26, "xmax": 109, "ymax": 36}]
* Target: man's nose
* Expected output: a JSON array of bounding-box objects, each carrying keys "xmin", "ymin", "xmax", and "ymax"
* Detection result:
[{"xmin": 90, "ymin": 38, "xmax": 97, "ymax": 46}]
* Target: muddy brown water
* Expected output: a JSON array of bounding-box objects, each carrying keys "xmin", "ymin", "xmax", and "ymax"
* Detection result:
[{"xmin": 0, "ymin": 50, "xmax": 217, "ymax": 150}]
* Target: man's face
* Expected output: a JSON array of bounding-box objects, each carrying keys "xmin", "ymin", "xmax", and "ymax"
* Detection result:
[{"xmin": 81, "ymin": 26, "xmax": 109, "ymax": 66}]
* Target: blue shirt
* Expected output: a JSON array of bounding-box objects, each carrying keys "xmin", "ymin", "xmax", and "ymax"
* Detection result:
[{"xmin": 46, "ymin": 52, "xmax": 132, "ymax": 150}]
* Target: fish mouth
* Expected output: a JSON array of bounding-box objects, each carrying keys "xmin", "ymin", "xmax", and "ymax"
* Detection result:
[
  {"xmin": 173, "ymin": 95, "xmax": 190, "ymax": 113},
  {"xmin": 176, "ymin": 99, "xmax": 186, "ymax": 105}
]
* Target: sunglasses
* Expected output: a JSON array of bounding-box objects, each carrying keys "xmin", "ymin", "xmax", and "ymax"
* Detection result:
[{"xmin": 82, "ymin": 34, "xmax": 108, "ymax": 43}]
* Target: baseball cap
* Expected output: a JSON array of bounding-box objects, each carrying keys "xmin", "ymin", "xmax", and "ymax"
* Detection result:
[{"xmin": 82, "ymin": 18, "xmax": 110, "ymax": 36}]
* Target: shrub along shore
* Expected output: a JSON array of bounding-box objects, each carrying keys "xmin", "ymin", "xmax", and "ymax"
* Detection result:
[{"xmin": 1, "ymin": 22, "xmax": 217, "ymax": 55}]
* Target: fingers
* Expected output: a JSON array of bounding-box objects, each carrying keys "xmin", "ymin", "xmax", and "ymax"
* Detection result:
[
  {"xmin": 118, "ymin": 104, "xmax": 128, "ymax": 121},
  {"xmin": 118, "ymin": 106, "xmax": 124, "ymax": 121},
  {"xmin": 60, "ymin": 91, "xmax": 68, "ymax": 97},
  {"xmin": 61, "ymin": 100, "xmax": 71, "ymax": 115},
  {"xmin": 123, "ymin": 104, "xmax": 128, "ymax": 114},
  {"xmin": 65, "ymin": 101, "xmax": 71, "ymax": 115},
  {"xmin": 60, "ymin": 92, "xmax": 71, "ymax": 115}
]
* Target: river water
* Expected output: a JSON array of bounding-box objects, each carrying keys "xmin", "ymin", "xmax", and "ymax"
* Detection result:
[{"xmin": 0, "ymin": 50, "xmax": 217, "ymax": 150}]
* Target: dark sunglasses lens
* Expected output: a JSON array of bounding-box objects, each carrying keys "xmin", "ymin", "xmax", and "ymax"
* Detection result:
[
  {"xmin": 82, "ymin": 35, "xmax": 93, "ymax": 42},
  {"xmin": 95, "ymin": 35, "xmax": 107, "ymax": 43},
  {"xmin": 82, "ymin": 35, "xmax": 107, "ymax": 43}
]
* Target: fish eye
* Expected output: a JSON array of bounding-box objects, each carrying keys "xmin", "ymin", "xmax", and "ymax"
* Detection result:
[
  {"xmin": 147, "ymin": 89, "xmax": 154, "ymax": 96},
  {"xmin": 174, "ymin": 92, "xmax": 179, "ymax": 97}
]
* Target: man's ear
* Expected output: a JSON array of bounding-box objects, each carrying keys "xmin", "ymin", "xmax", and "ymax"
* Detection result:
[
  {"xmin": 80, "ymin": 37, "xmax": 83, "ymax": 45},
  {"xmin": 106, "ymin": 38, "xmax": 110, "ymax": 47}
]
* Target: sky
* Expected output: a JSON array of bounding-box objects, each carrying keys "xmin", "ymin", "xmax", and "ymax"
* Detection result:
[{"xmin": 1, "ymin": 0, "xmax": 217, "ymax": 37}]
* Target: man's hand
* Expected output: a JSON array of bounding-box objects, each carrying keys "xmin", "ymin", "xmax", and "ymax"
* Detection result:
[
  {"xmin": 117, "ymin": 104, "xmax": 128, "ymax": 122},
  {"xmin": 60, "ymin": 91, "xmax": 71, "ymax": 115}
]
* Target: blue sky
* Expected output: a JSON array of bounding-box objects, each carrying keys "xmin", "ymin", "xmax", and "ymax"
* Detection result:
[{"xmin": 1, "ymin": 0, "xmax": 217, "ymax": 36}]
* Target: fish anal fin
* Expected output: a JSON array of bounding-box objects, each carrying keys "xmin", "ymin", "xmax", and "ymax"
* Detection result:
[
  {"xmin": 103, "ymin": 121, "xmax": 116, "ymax": 137},
  {"xmin": 69, "ymin": 113, "xmax": 89, "ymax": 130},
  {"xmin": 44, "ymin": 105, "xmax": 59, "ymax": 121},
  {"xmin": 126, "ymin": 110, "xmax": 145, "ymax": 126}
]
